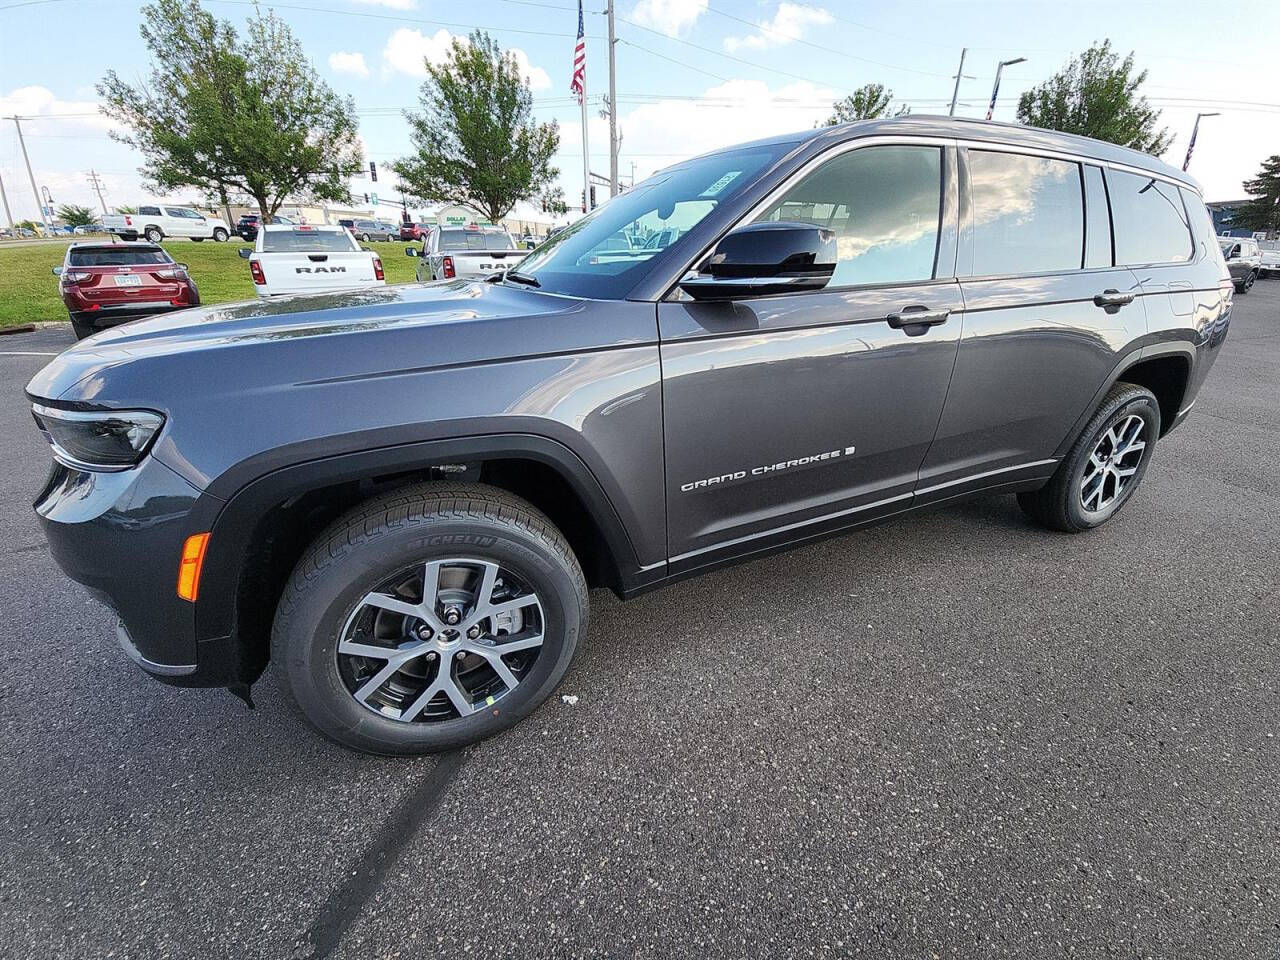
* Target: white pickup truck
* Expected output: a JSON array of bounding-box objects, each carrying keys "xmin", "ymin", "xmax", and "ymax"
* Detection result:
[
  {"xmin": 405, "ymin": 224, "xmax": 522, "ymax": 281},
  {"xmin": 239, "ymin": 224, "xmax": 386, "ymax": 298},
  {"xmin": 103, "ymin": 204, "xmax": 231, "ymax": 243}
]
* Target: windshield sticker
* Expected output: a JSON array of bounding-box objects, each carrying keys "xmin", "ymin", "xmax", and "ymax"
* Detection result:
[{"xmin": 700, "ymin": 171, "xmax": 743, "ymax": 198}]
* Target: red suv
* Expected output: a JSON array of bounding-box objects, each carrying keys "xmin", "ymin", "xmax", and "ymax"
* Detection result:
[
  {"xmin": 399, "ymin": 221, "xmax": 430, "ymax": 241},
  {"xmin": 54, "ymin": 242, "xmax": 200, "ymax": 339}
]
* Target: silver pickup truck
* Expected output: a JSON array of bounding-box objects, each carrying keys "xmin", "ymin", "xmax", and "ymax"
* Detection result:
[{"xmin": 406, "ymin": 224, "xmax": 522, "ymax": 281}]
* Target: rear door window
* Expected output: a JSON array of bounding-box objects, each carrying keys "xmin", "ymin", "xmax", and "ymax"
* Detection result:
[
  {"xmin": 966, "ymin": 150, "xmax": 1083, "ymax": 276},
  {"xmin": 138, "ymin": 206, "xmax": 161, "ymax": 216},
  {"xmin": 1107, "ymin": 170, "xmax": 1192, "ymax": 265},
  {"xmin": 438, "ymin": 230, "xmax": 517, "ymax": 251}
]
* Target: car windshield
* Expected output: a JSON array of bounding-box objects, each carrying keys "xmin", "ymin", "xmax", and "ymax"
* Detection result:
[
  {"xmin": 509, "ymin": 144, "xmax": 787, "ymax": 298},
  {"xmin": 1218, "ymin": 239, "xmax": 1236, "ymax": 253},
  {"xmin": 262, "ymin": 229, "xmax": 358, "ymax": 253},
  {"xmin": 68, "ymin": 247, "xmax": 170, "ymax": 266},
  {"xmin": 439, "ymin": 229, "xmax": 515, "ymax": 251}
]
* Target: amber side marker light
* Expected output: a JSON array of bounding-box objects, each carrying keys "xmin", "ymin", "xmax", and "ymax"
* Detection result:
[{"xmin": 177, "ymin": 532, "xmax": 211, "ymax": 602}]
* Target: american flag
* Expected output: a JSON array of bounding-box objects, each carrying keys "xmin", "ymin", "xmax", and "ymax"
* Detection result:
[{"xmin": 569, "ymin": 0, "xmax": 586, "ymax": 105}]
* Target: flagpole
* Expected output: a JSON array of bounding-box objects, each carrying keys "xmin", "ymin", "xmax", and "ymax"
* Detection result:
[{"xmin": 580, "ymin": 83, "xmax": 591, "ymax": 212}]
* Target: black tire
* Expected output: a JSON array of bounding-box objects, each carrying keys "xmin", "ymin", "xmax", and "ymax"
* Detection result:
[
  {"xmin": 191, "ymin": 237, "xmax": 204, "ymax": 243},
  {"xmin": 1243, "ymin": 270, "xmax": 1256, "ymax": 292},
  {"xmin": 68, "ymin": 314, "xmax": 98, "ymax": 340},
  {"xmin": 360, "ymin": 232, "xmax": 370, "ymax": 242},
  {"xmin": 1018, "ymin": 382, "xmax": 1161, "ymax": 533},
  {"xmin": 271, "ymin": 482, "xmax": 589, "ymax": 755},
  {"xmin": 143, "ymin": 226, "xmax": 163, "ymax": 243},
  {"xmin": 212, "ymin": 227, "xmax": 228, "ymax": 242}
]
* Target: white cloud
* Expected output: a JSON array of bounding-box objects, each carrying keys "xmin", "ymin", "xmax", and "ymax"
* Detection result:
[
  {"xmin": 724, "ymin": 3, "xmax": 833, "ymax": 52},
  {"xmin": 381, "ymin": 29, "xmax": 550, "ymax": 90},
  {"xmin": 0, "ymin": 85, "xmax": 111, "ymax": 131},
  {"xmin": 328, "ymin": 51, "xmax": 370, "ymax": 78},
  {"xmin": 629, "ymin": 0, "xmax": 708, "ymax": 38}
]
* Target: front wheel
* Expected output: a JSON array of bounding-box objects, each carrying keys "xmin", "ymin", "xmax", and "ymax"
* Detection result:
[
  {"xmin": 212, "ymin": 227, "xmax": 228, "ymax": 242},
  {"xmin": 1018, "ymin": 382, "xmax": 1161, "ymax": 533},
  {"xmin": 272, "ymin": 483, "xmax": 589, "ymax": 755}
]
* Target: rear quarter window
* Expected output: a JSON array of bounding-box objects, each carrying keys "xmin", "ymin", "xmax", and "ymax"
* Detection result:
[
  {"xmin": 1107, "ymin": 170, "xmax": 1192, "ymax": 265},
  {"xmin": 262, "ymin": 230, "xmax": 358, "ymax": 253}
]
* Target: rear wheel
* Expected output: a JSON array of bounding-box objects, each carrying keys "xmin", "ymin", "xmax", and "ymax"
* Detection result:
[
  {"xmin": 212, "ymin": 227, "xmax": 228, "ymax": 242},
  {"xmin": 68, "ymin": 313, "xmax": 98, "ymax": 340},
  {"xmin": 143, "ymin": 226, "xmax": 162, "ymax": 243},
  {"xmin": 272, "ymin": 483, "xmax": 589, "ymax": 755},
  {"xmin": 1018, "ymin": 382, "xmax": 1161, "ymax": 533},
  {"xmin": 360, "ymin": 232, "xmax": 371, "ymax": 242}
]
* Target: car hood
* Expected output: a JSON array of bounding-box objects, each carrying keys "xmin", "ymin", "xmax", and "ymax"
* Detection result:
[{"xmin": 27, "ymin": 279, "xmax": 615, "ymax": 404}]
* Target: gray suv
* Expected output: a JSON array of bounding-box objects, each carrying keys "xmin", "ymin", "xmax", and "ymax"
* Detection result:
[
  {"xmin": 1218, "ymin": 236, "xmax": 1261, "ymax": 292},
  {"xmin": 27, "ymin": 118, "xmax": 1232, "ymax": 755}
]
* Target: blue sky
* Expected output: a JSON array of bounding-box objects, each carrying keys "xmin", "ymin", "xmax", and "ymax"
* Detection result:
[{"xmin": 1, "ymin": 0, "xmax": 1277, "ymax": 223}]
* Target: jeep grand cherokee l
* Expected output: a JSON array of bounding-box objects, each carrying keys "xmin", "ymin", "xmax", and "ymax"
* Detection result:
[{"xmin": 28, "ymin": 118, "xmax": 1231, "ymax": 755}]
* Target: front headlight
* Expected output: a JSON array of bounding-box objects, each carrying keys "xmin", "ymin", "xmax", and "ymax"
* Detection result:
[{"xmin": 31, "ymin": 403, "xmax": 165, "ymax": 471}]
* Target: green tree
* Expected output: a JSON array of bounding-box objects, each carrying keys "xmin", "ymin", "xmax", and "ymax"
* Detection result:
[
  {"xmin": 97, "ymin": 0, "xmax": 362, "ymax": 221},
  {"xmin": 819, "ymin": 83, "xmax": 909, "ymax": 126},
  {"xmin": 56, "ymin": 204, "xmax": 98, "ymax": 227},
  {"xmin": 16, "ymin": 220, "xmax": 39, "ymax": 233},
  {"xmin": 393, "ymin": 31, "xmax": 561, "ymax": 224},
  {"xmin": 1016, "ymin": 41, "xmax": 1171, "ymax": 155},
  {"xmin": 115, "ymin": 205, "xmax": 138, "ymax": 215},
  {"xmin": 1231, "ymin": 155, "xmax": 1280, "ymax": 237}
]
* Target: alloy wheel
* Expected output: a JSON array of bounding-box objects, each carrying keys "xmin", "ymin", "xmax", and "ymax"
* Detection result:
[
  {"xmin": 336, "ymin": 558, "xmax": 545, "ymax": 722},
  {"xmin": 1080, "ymin": 414, "xmax": 1146, "ymax": 513}
]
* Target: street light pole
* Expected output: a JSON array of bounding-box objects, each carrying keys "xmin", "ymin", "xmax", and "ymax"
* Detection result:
[
  {"xmin": 11, "ymin": 116, "xmax": 50, "ymax": 232},
  {"xmin": 0, "ymin": 168, "xmax": 13, "ymax": 229},
  {"xmin": 948, "ymin": 48, "xmax": 968, "ymax": 116},
  {"xmin": 985, "ymin": 56, "xmax": 1027, "ymax": 121},
  {"xmin": 606, "ymin": 0, "xmax": 618, "ymax": 198},
  {"xmin": 1182, "ymin": 112, "xmax": 1219, "ymax": 172}
]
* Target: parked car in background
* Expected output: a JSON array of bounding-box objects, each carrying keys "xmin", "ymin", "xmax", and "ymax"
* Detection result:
[
  {"xmin": 103, "ymin": 205, "xmax": 230, "ymax": 243},
  {"xmin": 1219, "ymin": 237, "xmax": 1261, "ymax": 292},
  {"xmin": 27, "ymin": 117, "xmax": 1232, "ymax": 755},
  {"xmin": 72, "ymin": 224, "xmax": 105, "ymax": 235},
  {"xmin": 352, "ymin": 219, "xmax": 399, "ymax": 242},
  {"xmin": 239, "ymin": 224, "xmax": 385, "ymax": 298},
  {"xmin": 399, "ymin": 222, "xmax": 431, "ymax": 242},
  {"xmin": 53, "ymin": 241, "xmax": 199, "ymax": 339},
  {"xmin": 1258, "ymin": 246, "xmax": 1280, "ymax": 279},
  {"xmin": 235, "ymin": 213, "xmax": 296, "ymax": 242},
  {"xmin": 406, "ymin": 224, "xmax": 521, "ymax": 280}
]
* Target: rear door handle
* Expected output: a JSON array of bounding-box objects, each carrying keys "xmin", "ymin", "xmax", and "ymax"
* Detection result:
[
  {"xmin": 1093, "ymin": 289, "xmax": 1135, "ymax": 309},
  {"xmin": 886, "ymin": 306, "xmax": 950, "ymax": 334}
]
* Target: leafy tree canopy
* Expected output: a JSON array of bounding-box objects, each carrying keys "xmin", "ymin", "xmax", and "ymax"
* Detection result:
[
  {"xmin": 1232, "ymin": 155, "xmax": 1280, "ymax": 236},
  {"xmin": 393, "ymin": 31, "xmax": 561, "ymax": 224},
  {"xmin": 56, "ymin": 204, "xmax": 98, "ymax": 227},
  {"xmin": 98, "ymin": 0, "xmax": 362, "ymax": 220},
  {"xmin": 820, "ymin": 84, "xmax": 909, "ymax": 126},
  {"xmin": 1016, "ymin": 40, "xmax": 1171, "ymax": 155}
]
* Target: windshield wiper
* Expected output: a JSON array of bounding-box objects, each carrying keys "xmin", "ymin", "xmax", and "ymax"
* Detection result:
[{"xmin": 503, "ymin": 270, "xmax": 541, "ymax": 288}]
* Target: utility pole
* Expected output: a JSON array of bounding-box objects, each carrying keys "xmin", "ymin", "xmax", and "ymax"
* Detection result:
[
  {"xmin": 87, "ymin": 169, "xmax": 109, "ymax": 216},
  {"xmin": 0, "ymin": 167, "xmax": 13, "ymax": 229},
  {"xmin": 606, "ymin": 0, "xmax": 618, "ymax": 198},
  {"xmin": 11, "ymin": 117, "xmax": 50, "ymax": 231},
  {"xmin": 948, "ymin": 48, "xmax": 968, "ymax": 117}
]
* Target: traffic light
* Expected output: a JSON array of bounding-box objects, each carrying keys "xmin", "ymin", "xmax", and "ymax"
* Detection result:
[
  {"xmin": 363, "ymin": 192, "xmax": 369, "ymax": 203},
  {"xmin": 369, "ymin": 161, "xmax": 378, "ymax": 182}
]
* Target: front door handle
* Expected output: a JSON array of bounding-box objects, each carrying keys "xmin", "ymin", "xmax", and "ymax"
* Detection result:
[
  {"xmin": 886, "ymin": 306, "xmax": 950, "ymax": 334},
  {"xmin": 1093, "ymin": 289, "xmax": 1136, "ymax": 310}
]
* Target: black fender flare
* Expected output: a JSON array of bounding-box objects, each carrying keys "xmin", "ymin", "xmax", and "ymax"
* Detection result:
[{"xmin": 193, "ymin": 433, "xmax": 644, "ymax": 642}]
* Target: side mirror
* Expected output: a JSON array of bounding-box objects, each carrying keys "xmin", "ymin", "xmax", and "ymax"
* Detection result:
[
  {"xmin": 405, "ymin": 247, "xmax": 420, "ymax": 257},
  {"xmin": 52, "ymin": 266, "xmax": 63, "ymax": 276},
  {"xmin": 237, "ymin": 248, "xmax": 252, "ymax": 259},
  {"xmin": 678, "ymin": 221, "xmax": 837, "ymax": 301}
]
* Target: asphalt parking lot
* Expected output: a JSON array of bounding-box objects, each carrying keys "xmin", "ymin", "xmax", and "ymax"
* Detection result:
[{"xmin": 1, "ymin": 285, "xmax": 1278, "ymax": 960}]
